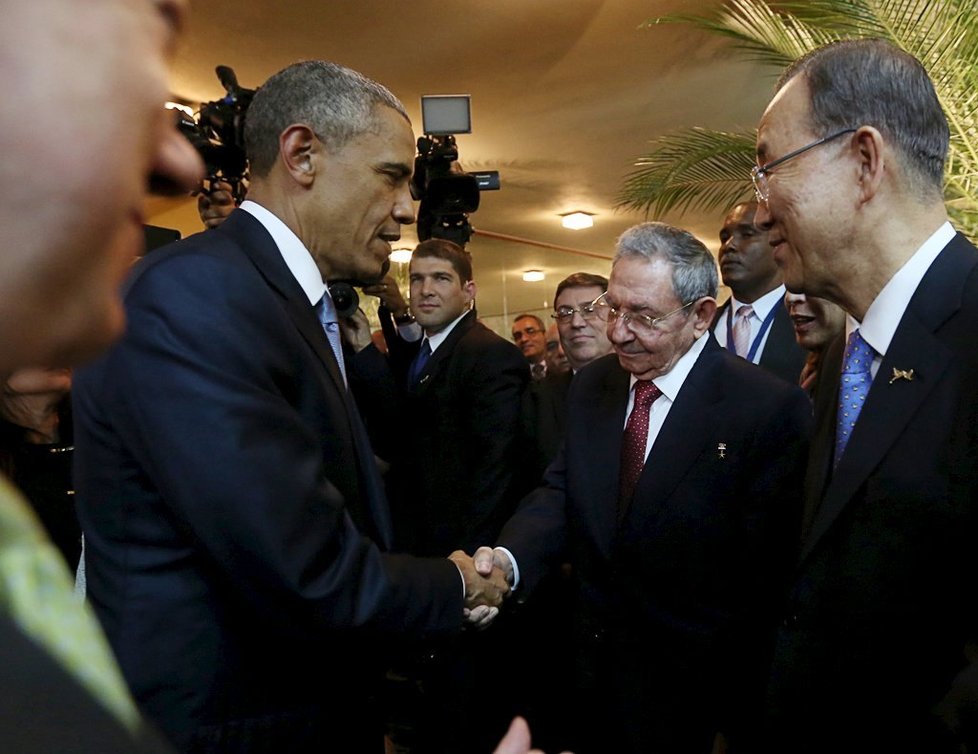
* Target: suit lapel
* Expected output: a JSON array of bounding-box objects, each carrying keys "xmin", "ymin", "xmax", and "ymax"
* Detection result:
[
  {"xmin": 411, "ymin": 310, "xmax": 476, "ymax": 392},
  {"xmin": 622, "ymin": 338, "xmax": 723, "ymax": 523},
  {"xmin": 217, "ymin": 210, "xmax": 393, "ymax": 547},
  {"xmin": 219, "ymin": 211, "xmax": 348, "ymax": 394},
  {"xmin": 799, "ymin": 235, "xmax": 976, "ymax": 563}
]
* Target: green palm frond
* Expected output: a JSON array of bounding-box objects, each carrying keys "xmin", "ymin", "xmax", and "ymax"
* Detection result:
[
  {"xmin": 617, "ymin": 128, "xmax": 757, "ymax": 217},
  {"xmin": 625, "ymin": 0, "xmax": 978, "ymax": 239}
]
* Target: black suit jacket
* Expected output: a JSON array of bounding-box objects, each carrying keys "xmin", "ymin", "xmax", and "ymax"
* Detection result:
[
  {"xmin": 0, "ymin": 615, "xmax": 174, "ymax": 754},
  {"xmin": 520, "ymin": 369, "xmax": 574, "ymax": 482},
  {"xmin": 73, "ymin": 210, "xmax": 462, "ymax": 753},
  {"xmin": 386, "ymin": 310, "xmax": 530, "ymax": 556},
  {"xmin": 760, "ymin": 233, "xmax": 978, "ymax": 752},
  {"xmin": 714, "ymin": 296, "xmax": 806, "ymax": 385},
  {"xmin": 499, "ymin": 338, "xmax": 811, "ymax": 753}
]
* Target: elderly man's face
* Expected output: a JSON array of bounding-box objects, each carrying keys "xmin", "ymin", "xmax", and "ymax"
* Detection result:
[
  {"xmin": 753, "ymin": 76, "xmax": 857, "ymax": 299},
  {"xmin": 305, "ymin": 105, "xmax": 416, "ymax": 285},
  {"xmin": 784, "ymin": 291, "xmax": 845, "ymax": 352},
  {"xmin": 0, "ymin": 0, "xmax": 203, "ymax": 371},
  {"xmin": 512, "ymin": 316, "xmax": 546, "ymax": 363},
  {"xmin": 554, "ymin": 284, "xmax": 612, "ymax": 371},
  {"xmin": 606, "ymin": 256, "xmax": 710, "ymax": 380}
]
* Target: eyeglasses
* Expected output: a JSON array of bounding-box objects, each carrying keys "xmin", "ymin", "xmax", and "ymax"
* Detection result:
[
  {"xmin": 552, "ymin": 301, "xmax": 602, "ymax": 321},
  {"xmin": 751, "ymin": 128, "xmax": 857, "ymax": 203},
  {"xmin": 512, "ymin": 326, "xmax": 542, "ymax": 342},
  {"xmin": 592, "ymin": 292, "xmax": 696, "ymax": 334}
]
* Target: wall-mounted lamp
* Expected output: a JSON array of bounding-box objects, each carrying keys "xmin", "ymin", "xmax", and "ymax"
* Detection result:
[
  {"xmin": 390, "ymin": 248, "xmax": 413, "ymax": 264},
  {"xmin": 522, "ymin": 270, "xmax": 545, "ymax": 282}
]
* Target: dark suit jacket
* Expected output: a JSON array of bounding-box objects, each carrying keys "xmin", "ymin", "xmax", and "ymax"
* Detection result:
[
  {"xmin": 387, "ymin": 310, "xmax": 530, "ymax": 556},
  {"xmin": 0, "ymin": 614, "xmax": 174, "ymax": 754},
  {"xmin": 520, "ymin": 369, "xmax": 573, "ymax": 483},
  {"xmin": 714, "ymin": 296, "xmax": 806, "ymax": 385},
  {"xmin": 499, "ymin": 338, "xmax": 811, "ymax": 753},
  {"xmin": 72, "ymin": 210, "xmax": 463, "ymax": 753},
  {"xmin": 760, "ymin": 233, "xmax": 978, "ymax": 753}
]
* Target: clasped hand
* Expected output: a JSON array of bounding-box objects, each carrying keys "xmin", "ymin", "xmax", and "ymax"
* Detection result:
[{"xmin": 448, "ymin": 548, "xmax": 512, "ymax": 629}]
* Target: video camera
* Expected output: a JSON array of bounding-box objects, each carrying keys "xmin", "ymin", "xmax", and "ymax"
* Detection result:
[
  {"xmin": 411, "ymin": 95, "xmax": 499, "ymax": 247},
  {"xmin": 174, "ymin": 66, "xmax": 256, "ymax": 204}
]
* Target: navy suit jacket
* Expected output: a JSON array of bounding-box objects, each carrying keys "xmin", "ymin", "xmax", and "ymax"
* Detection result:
[
  {"xmin": 73, "ymin": 210, "xmax": 462, "ymax": 753},
  {"xmin": 499, "ymin": 338, "xmax": 811, "ymax": 752},
  {"xmin": 714, "ymin": 297, "xmax": 806, "ymax": 385},
  {"xmin": 761, "ymin": 233, "xmax": 978, "ymax": 752}
]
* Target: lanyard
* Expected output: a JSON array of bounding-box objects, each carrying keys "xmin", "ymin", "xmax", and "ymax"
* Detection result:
[{"xmin": 725, "ymin": 302, "xmax": 778, "ymax": 363}]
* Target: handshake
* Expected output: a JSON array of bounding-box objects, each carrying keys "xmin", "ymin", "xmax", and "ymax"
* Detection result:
[{"xmin": 448, "ymin": 546, "xmax": 515, "ymax": 629}]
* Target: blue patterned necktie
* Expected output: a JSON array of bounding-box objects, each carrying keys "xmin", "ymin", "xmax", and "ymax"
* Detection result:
[
  {"xmin": 409, "ymin": 339, "xmax": 432, "ymax": 385},
  {"xmin": 315, "ymin": 294, "xmax": 347, "ymax": 387},
  {"xmin": 834, "ymin": 329, "xmax": 875, "ymax": 466}
]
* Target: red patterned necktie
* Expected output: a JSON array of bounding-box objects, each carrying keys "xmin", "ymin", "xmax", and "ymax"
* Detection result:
[{"xmin": 618, "ymin": 380, "xmax": 662, "ymax": 512}]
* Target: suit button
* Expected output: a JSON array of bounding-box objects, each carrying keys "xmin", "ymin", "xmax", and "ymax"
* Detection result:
[{"xmin": 782, "ymin": 613, "xmax": 799, "ymax": 629}]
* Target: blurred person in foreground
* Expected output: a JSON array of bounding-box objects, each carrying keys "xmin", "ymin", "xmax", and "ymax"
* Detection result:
[{"xmin": 0, "ymin": 0, "xmax": 204, "ymax": 750}]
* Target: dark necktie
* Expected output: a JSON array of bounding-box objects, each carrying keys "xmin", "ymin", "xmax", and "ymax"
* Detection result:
[
  {"xmin": 834, "ymin": 329, "xmax": 874, "ymax": 467},
  {"xmin": 315, "ymin": 294, "xmax": 347, "ymax": 387},
  {"xmin": 618, "ymin": 380, "xmax": 662, "ymax": 512},
  {"xmin": 409, "ymin": 339, "xmax": 432, "ymax": 385}
]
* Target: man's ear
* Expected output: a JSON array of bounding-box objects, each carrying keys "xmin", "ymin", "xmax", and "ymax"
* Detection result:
[
  {"xmin": 463, "ymin": 279, "xmax": 477, "ymax": 306},
  {"xmin": 853, "ymin": 125, "xmax": 886, "ymax": 204},
  {"xmin": 279, "ymin": 124, "xmax": 319, "ymax": 187},
  {"xmin": 691, "ymin": 297, "xmax": 717, "ymax": 337}
]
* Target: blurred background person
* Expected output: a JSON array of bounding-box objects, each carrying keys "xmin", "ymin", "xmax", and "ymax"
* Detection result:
[
  {"xmin": 783, "ymin": 291, "xmax": 845, "ymax": 393},
  {"xmin": 512, "ymin": 314, "xmax": 548, "ymax": 380},
  {"xmin": 713, "ymin": 201, "xmax": 805, "ymax": 383},
  {"xmin": 0, "ymin": 367, "xmax": 79, "ymax": 569}
]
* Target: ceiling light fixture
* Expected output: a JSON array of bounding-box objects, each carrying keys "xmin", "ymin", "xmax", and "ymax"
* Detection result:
[
  {"xmin": 522, "ymin": 270, "xmax": 545, "ymax": 282},
  {"xmin": 560, "ymin": 211, "xmax": 594, "ymax": 230},
  {"xmin": 390, "ymin": 248, "xmax": 413, "ymax": 263}
]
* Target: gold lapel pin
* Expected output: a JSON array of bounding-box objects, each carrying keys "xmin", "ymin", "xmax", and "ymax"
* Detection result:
[
  {"xmin": 717, "ymin": 442, "xmax": 727, "ymax": 460},
  {"xmin": 889, "ymin": 368, "xmax": 915, "ymax": 384}
]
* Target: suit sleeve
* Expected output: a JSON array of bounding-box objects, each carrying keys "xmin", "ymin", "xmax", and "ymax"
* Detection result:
[{"xmin": 85, "ymin": 252, "xmax": 461, "ymax": 640}]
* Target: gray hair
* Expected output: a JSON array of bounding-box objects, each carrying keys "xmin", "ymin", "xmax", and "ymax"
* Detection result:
[
  {"xmin": 777, "ymin": 39, "xmax": 948, "ymax": 199},
  {"xmin": 614, "ymin": 222, "xmax": 718, "ymax": 303},
  {"xmin": 244, "ymin": 60, "xmax": 408, "ymax": 177}
]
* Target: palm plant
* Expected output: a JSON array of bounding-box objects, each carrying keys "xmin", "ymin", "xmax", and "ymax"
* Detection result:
[{"xmin": 617, "ymin": 0, "xmax": 978, "ymax": 239}]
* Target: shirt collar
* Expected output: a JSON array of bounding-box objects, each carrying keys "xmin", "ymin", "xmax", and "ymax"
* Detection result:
[
  {"xmin": 240, "ymin": 200, "xmax": 327, "ymax": 307},
  {"xmin": 849, "ymin": 221, "xmax": 954, "ymax": 354},
  {"xmin": 628, "ymin": 330, "xmax": 708, "ymax": 402},
  {"xmin": 729, "ymin": 283, "xmax": 786, "ymax": 321},
  {"xmin": 426, "ymin": 309, "xmax": 472, "ymax": 354}
]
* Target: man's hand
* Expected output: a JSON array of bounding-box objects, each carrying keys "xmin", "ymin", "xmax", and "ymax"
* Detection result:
[
  {"xmin": 449, "ymin": 550, "xmax": 510, "ymax": 609},
  {"xmin": 492, "ymin": 717, "xmax": 572, "ymax": 754},
  {"xmin": 338, "ymin": 309, "xmax": 374, "ymax": 353},
  {"xmin": 197, "ymin": 180, "xmax": 236, "ymax": 229},
  {"xmin": 474, "ymin": 545, "xmax": 515, "ymax": 586},
  {"xmin": 1, "ymin": 367, "xmax": 72, "ymax": 444},
  {"xmin": 361, "ymin": 275, "xmax": 410, "ymax": 319}
]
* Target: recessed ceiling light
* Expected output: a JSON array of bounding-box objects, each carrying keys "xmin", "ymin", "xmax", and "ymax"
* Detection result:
[
  {"xmin": 560, "ymin": 211, "xmax": 594, "ymax": 230},
  {"xmin": 390, "ymin": 248, "xmax": 413, "ymax": 263},
  {"xmin": 522, "ymin": 270, "xmax": 545, "ymax": 282}
]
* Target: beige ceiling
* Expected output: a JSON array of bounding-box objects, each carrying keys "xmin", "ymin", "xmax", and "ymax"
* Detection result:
[{"xmin": 147, "ymin": 0, "xmax": 779, "ymax": 330}]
